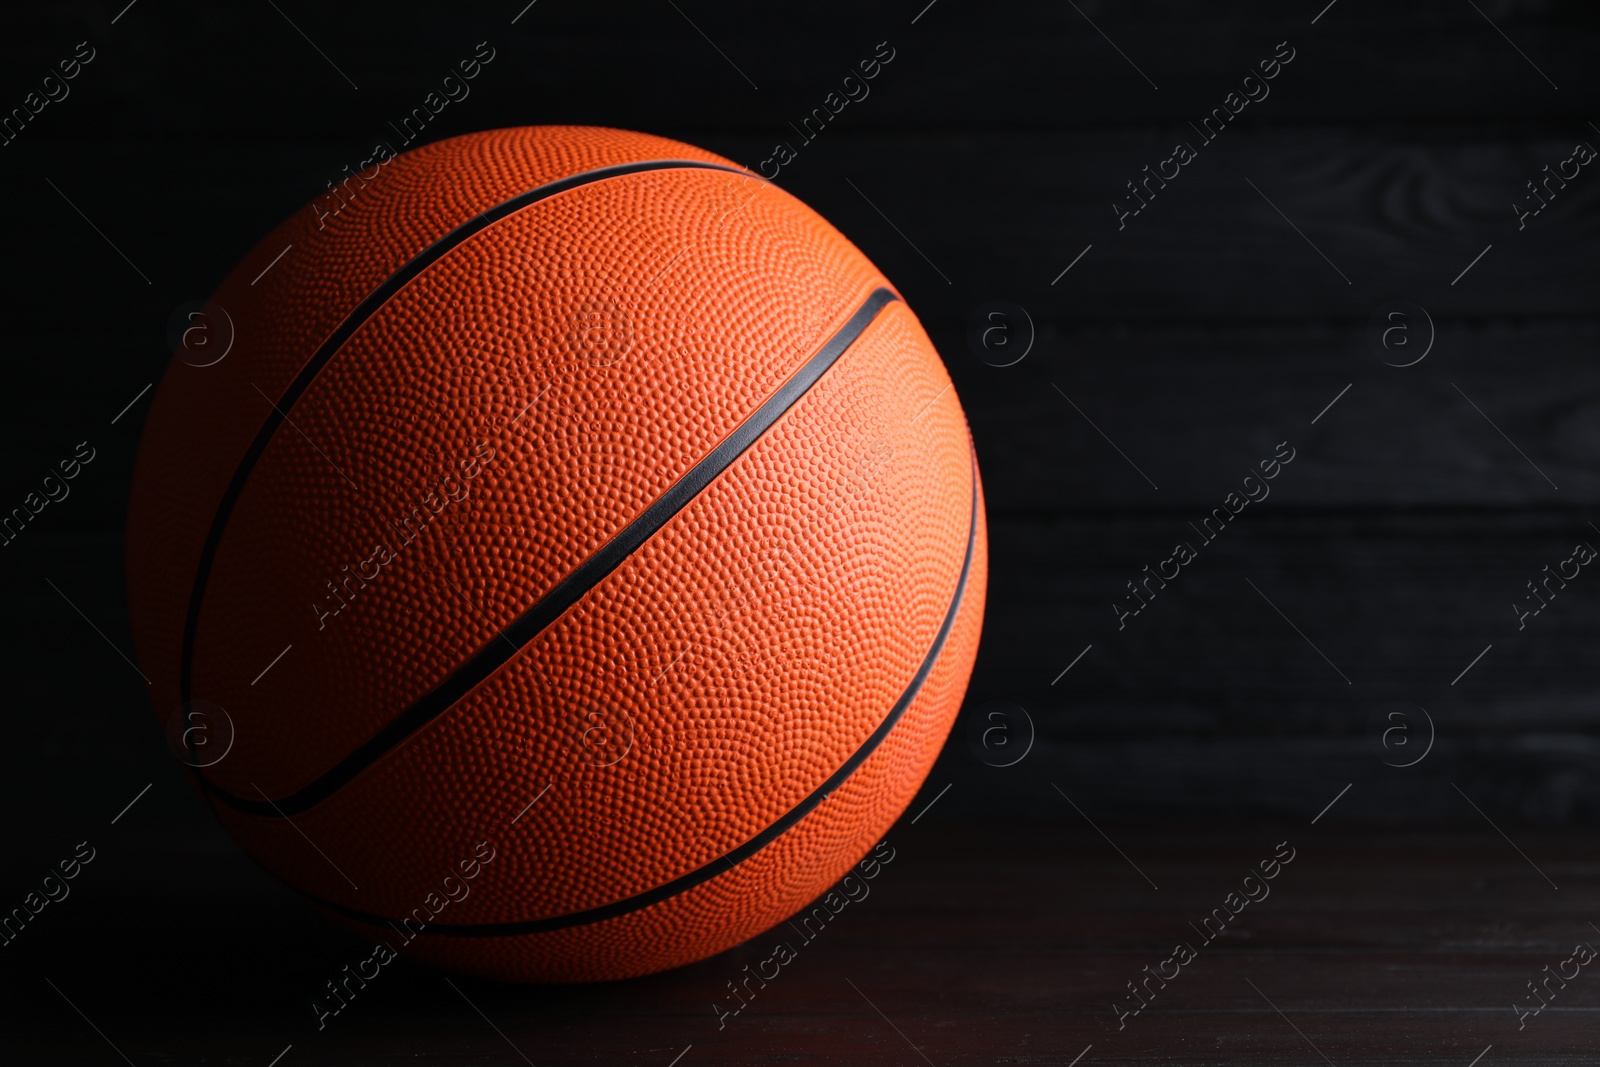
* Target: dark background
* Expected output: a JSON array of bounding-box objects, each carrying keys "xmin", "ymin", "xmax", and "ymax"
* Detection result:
[{"xmin": 2, "ymin": 1, "xmax": 1598, "ymax": 1064}]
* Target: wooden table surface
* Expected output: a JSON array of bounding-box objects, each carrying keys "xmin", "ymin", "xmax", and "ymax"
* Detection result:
[{"xmin": 4, "ymin": 807, "xmax": 1596, "ymax": 1066}]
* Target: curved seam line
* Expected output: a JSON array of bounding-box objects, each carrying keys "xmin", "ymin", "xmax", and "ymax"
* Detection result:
[
  {"xmin": 201, "ymin": 287, "xmax": 899, "ymax": 815},
  {"xmin": 179, "ymin": 158, "xmax": 750, "ymax": 710},
  {"xmin": 297, "ymin": 451, "xmax": 978, "ymax": 937}
]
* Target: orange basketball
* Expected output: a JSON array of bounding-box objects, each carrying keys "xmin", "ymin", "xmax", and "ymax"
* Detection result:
[{"xmin": 127, "ymin": 126, "xmax": 986, "ymax": 982}]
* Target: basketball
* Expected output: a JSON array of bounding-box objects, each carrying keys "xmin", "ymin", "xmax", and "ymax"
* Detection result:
[{"xmin": 127, "ymin": 126, "xmax": 986, "ymax": 983}]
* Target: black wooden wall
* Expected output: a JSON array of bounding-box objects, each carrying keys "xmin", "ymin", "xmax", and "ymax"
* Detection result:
[{"xmin": 2, "ymin": 0, "xmax": 1598, "ymax": 844}]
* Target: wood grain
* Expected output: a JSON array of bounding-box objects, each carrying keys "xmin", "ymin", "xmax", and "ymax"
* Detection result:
[
  {"xmin": 2, "ymin": 822, "xmax": 1595, "ymax": 1065},
  {"xmin": 5, "ymin": 1, "xmax": 1596, "ymax": 135}
]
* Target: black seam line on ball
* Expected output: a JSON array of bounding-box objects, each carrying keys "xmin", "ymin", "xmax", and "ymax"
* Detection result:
[
  {"xmin": 178, "ymin": 158, "xmax": 751, "ymax": 712},
  {"xmin": 200, "ymin": 286, "xmax": 900, "ymax": 817},
  {"xmin": 297, "ymin": 452, "xmax": 976, "ymax": 937}
]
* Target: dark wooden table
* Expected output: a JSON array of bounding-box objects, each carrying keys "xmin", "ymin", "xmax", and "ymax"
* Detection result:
[{"xmin": 4, "ymin": 801, "xmax": 1596, "ymax": 1065}]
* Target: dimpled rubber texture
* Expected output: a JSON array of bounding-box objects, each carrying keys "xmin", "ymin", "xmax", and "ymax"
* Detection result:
[{"xmin": 126, "ymin": 127, "xmax": 987, "ymax": 982}]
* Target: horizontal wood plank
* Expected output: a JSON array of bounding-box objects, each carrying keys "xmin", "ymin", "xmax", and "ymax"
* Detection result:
[{"xmin": 5, "ymin": 1, "xmax": 1596, "ymax": 137}]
